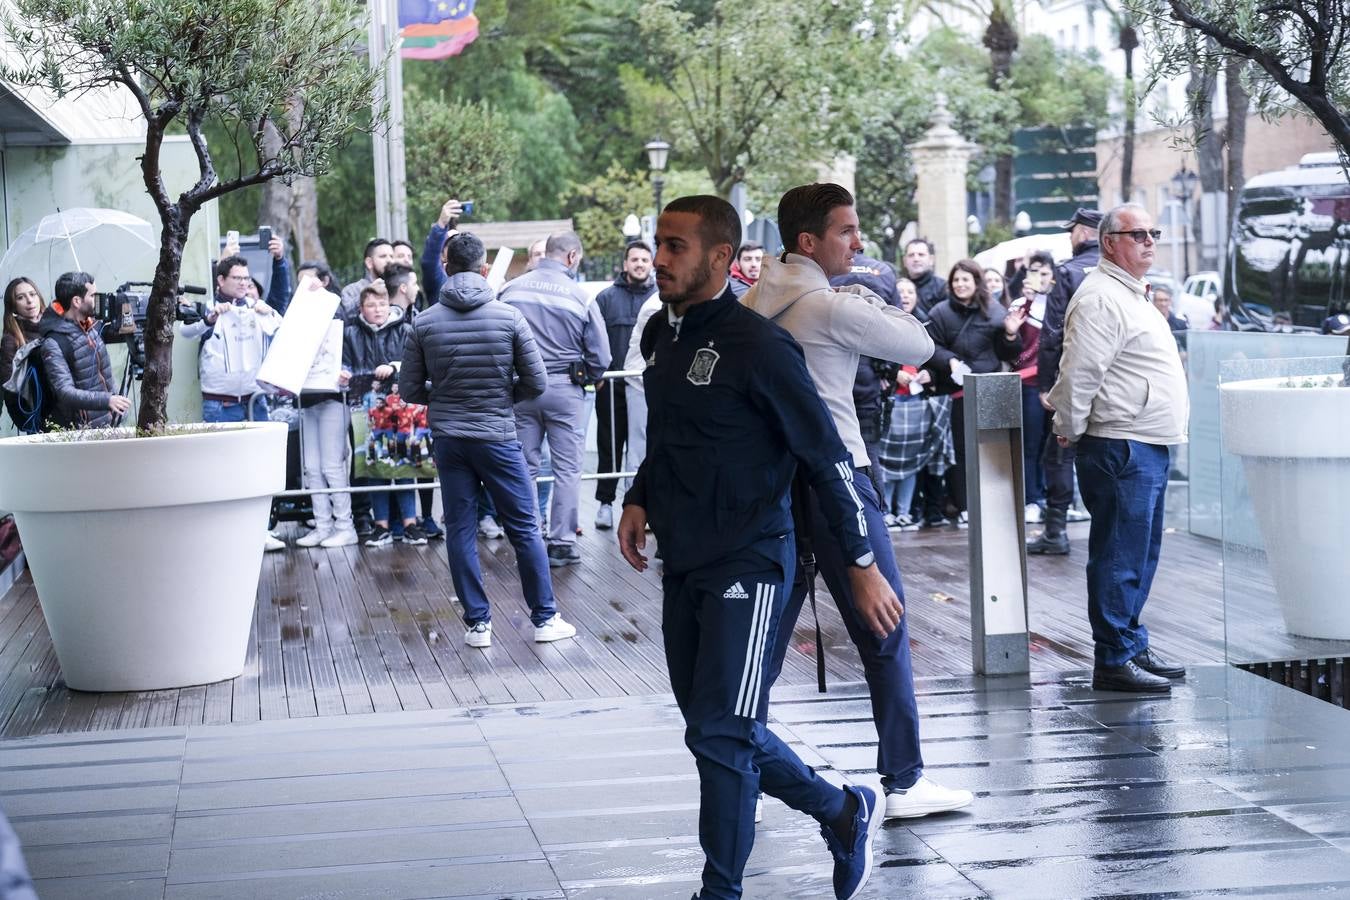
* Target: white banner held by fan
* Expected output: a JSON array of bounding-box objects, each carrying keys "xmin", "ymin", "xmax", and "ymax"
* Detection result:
[{"xmin": 256, "ymin": 275, "xmax": 342, "ymax": 395}]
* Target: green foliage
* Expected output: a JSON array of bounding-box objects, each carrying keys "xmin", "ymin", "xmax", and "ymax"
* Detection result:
[
  {"xmin": 854, "ymin": 28, "xmax": 1111, "ymax": 261},
  {"xmin": 1011, "ymin": 36, "xmax": 1112, "ymax": 130},
  {"xmin": 1128, "ymin": 0, "xmax": 1350, "ymax": 156},
  {"xmin": 629, "ymin": 0, "xmax": 882, "ymax": 198},
  {"xmin": 3, "ymin": 0, "xmax": 379, "ymax": 202},
  {"xmin": 404, "ymin": 90, "xmax": 521, "ymax": 234},
  {"xmin": 562, "ymin": 163, "xmax": 650, "ymax": 256},
  {"xmin": 0, "ymin": 0, "xmax": 382, "ymax": 428}
]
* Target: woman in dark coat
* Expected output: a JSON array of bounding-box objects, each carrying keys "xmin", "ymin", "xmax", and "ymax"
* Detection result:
[{"xmin": 923, "ymin": 258, "xmax": 1025, "ymax": 523}]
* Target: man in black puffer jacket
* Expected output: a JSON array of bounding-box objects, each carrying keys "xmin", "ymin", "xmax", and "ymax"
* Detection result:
[
  {"xmin": 399, "ymin": 232, "xmax": 576, "ymax": 650},
  {"xmin": 40, "ymin": 271, "xmax": 129, "ymax": 429}
]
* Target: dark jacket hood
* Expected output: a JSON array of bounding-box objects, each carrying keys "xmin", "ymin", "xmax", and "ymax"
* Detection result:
[
  {"xmin": 439, "ymin": 272, "xmax": 495, "ymax": 311},
  {"xmin": 38, "ymin": 306, "xmax": 81, "ymax": 339},
  {"xmin": 354, "ymin": 304, "xmax": 406, "ymax": 334},
  {"xmin": 612, "ymin": 271, "xmax": 656, "ymax": 293}
]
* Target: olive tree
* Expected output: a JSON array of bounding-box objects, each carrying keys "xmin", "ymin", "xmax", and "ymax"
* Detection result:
[
  {"xmin": 1130, "ymin": 0, "xmax": 1350, "ymax": 158},
  {"xmin": 2, "ymin": 0, "xmax": 382, "ymax": 429}
]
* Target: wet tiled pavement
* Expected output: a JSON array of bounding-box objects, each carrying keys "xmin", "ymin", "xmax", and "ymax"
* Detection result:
[{"xmin": 4, "ymin": 665, "xmax": 1350, "ymax": 899}]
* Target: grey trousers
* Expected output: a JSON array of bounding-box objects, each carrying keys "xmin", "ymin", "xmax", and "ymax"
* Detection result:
[
  {"xmin": 300, "ymin": 399, "xmax": 353, "ymax": 530},
  {"xmin": 625, "ymin": 382, "xmax": 647, "ymax": 497},
  {"xmin": 516, "ymin": 375, "xmax": 585, "ymax": 547}
]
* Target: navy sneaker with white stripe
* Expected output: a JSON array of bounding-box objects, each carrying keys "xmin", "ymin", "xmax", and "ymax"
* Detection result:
[{"xmin": 823, "ymin": 784, "xmax": 883, "ymax": 900}]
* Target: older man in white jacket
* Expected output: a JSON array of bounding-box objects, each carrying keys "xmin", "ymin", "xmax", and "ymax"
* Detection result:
[
  {"xmin": 744, "ymin": 182, "xmax": 973, "ymax": 820},
  {"xmin": 1048, "ymin": 203, "xmax": 1190, "ymax": 694}
]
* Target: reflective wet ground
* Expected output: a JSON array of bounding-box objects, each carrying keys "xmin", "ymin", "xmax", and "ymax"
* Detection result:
[{"xmin": 4, "ymin": 665, "xmax": 1350, "ymax": 898}]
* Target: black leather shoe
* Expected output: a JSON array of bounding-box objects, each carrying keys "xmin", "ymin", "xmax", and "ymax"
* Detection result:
[
  {"xmin": 1132, "ymin": 648, "xmax": 1186, "ymax": 679},
  {"xmin": 1092, "ymin": 660, "xmax": 1171, "ymax": 693}
]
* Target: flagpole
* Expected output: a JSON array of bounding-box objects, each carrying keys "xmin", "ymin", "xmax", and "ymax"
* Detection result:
[
  {"xmin": 369, "ymin": 0, "xmax": 408, "ymax": 242},
  {"xmin": 386, "ymin": 0, "xmax": 409, "ymax": 242}
]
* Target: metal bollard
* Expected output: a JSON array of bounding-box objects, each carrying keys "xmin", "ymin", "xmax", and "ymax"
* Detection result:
[{"xmin": 963, "ymin": 372, "xmax": 1030, "ymax": 676}]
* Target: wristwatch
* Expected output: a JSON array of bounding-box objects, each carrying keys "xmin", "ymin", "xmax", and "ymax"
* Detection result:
[{"xmin": 849, "ymin": 550, "xmax": 876, "ymax": 569}]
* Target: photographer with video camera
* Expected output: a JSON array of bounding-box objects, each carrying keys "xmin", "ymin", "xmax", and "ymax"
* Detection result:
[
  {"xmin": 38, "ymin": 271, "xmax": 129, "ymax": 429},
  {"xmin": 182, "ymin": 254, "xmax": 280, "ymax": 423}
]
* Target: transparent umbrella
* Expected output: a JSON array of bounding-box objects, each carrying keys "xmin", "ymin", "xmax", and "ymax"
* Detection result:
[{"xmin": 0, "ymin": 208, "xmax": 157, "ymax": 294}]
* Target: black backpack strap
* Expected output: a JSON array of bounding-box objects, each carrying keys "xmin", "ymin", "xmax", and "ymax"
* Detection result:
[{"xmin": 790, "ymin": 471, "xmax": 827, "ymax": 694}]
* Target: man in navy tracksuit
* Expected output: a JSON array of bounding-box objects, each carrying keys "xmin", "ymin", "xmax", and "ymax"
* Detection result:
[{"xmin": 617, "ymin": 196, "xmax": 892, "ymax": 900}]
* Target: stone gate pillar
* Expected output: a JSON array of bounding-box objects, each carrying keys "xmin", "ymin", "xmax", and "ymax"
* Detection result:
[{"xmin": 910, "ymin": 96, "xmax": 976, "ymax": 274}]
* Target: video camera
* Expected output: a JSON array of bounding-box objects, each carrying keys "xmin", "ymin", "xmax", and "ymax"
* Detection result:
[{"xmin": 96, "ymin": 281, "xmax": 210, "ymax": 377}]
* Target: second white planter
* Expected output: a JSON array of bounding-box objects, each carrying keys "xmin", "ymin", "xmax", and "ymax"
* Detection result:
[
  {"xmin": 1220, "ymin": 375, "xmax": 1350, "ymax": 640},
  {"xmin": 0, "ymin": 422, "xmax": 287, "ymax": 691}
]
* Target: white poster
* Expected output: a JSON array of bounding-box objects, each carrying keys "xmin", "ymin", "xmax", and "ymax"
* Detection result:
[
  {"xmin": 256, "ymin": 275, "xmax": 342, "ymax": 395},
  {"xmin": 302, "ymin": 321, "xmax": 345, "ymax": 392}
]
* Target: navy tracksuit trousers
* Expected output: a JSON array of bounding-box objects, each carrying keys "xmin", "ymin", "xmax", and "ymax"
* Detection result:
[
  {"xmin": 663, "ymin": 534, "xmax": 846, "ymax": 899},
  {"xmin": 763, "ymin": 465, "xmax": 925, "ymax": 792}
]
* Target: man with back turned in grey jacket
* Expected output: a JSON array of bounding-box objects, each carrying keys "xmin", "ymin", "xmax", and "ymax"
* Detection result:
[
  {"xmin": 399, "ymin": 232, "xmax": 576, "ymax": 650},
  {"xmin": 500, "ymin": 231, "xmax": 612, "ymax": 567}
]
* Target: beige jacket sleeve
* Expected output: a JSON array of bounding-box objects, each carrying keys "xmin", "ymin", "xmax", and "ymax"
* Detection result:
[
  {"xmin": 1049, "ymin": 294, "xmax": 1125, "ymax": 442},
  {"xmin": 826, "ymin": 287, "xmax": 935, "ymax": 366}
]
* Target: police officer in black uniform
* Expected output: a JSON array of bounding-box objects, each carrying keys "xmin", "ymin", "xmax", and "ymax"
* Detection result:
[{"xmin": 617, "ymin": 196, "xmax": 893, "ymax": 900}]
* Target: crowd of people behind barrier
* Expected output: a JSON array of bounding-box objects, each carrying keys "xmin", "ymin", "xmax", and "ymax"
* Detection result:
[{"xmin": 0, "ymin": 201, "xmax": 1206, "ymax": 559}]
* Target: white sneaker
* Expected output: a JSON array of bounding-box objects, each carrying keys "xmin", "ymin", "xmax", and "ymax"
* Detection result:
[
  {"xmin": 264, "ymin": 534, "xmax": 286, "ymax": 553},
  {"xmin": 465, "ymin": 622, "xmax": 492, "ymax": 648},
  {"xmin": 478, "ymin": 515, "xmax": 504, "ymax": 539},
  {"xmin": 754, "ymin": 794, "xmax": 763, "ymax": 823},
  {"xmin": 295, "ymin": 527, "xmax": 332, "ymax": 547},
  {"xmin": 595, "ymin": 504, "xmax": 614, "ymax": 530},
  {"xmin": 1024, "ymin": 503, "xmax": 1043, "ymax": 524},
  {"xmin": 1066, "ymin": 505, "xmax": 1091, "ymax": 522},
  {"xmin": 956, "ymin": 511, "xmax": 969, "ymax": 530},
  {"xmin": 884, "ymin": 776, "xmax": 974, "ymax": 818},
  {"xmin": 320, "ymin": 527, "xmax": 359, "ymax": 548},
  {"xmin": 534, "ymin": 613, "xmax": 577, "ymax": 643}
]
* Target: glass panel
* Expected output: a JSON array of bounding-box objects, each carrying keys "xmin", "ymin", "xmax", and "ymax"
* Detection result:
[{"xmin": 1219, "ymin": 353, "xmax": 1350, "ymax": 666}]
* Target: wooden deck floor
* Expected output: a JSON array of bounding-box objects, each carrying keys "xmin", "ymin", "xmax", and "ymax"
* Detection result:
[{"xmin": 0, "ymin": 499, "xmax": 1316, "ymax": 737}]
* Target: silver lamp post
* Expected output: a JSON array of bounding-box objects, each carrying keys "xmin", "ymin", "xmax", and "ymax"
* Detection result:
[{"xmin": 645, "ymin": 139, "xmax": 671, "ymax": 215}]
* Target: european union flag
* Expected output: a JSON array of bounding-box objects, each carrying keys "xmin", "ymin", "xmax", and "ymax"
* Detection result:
[{"xmin": 398, "ymin": 0, "xmax": 476, "ymax": 27}]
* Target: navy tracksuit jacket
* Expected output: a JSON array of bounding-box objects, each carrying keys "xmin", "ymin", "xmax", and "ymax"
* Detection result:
[{"xmin": 624, "ymin": 287, "xmax": 869, "ymax": 898}]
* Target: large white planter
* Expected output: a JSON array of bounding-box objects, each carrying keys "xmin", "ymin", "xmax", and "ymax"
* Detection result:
[
  {"xmin": 1220, "ymin": 375, "xmax": 1350, "ymax": 640},
  {"xmin": 0, "ymin": 422, "xmax": 287, "ymax": 691}
]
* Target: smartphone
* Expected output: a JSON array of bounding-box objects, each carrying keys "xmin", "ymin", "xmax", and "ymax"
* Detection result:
[
  {"xmin": 461, "ymin": 200, "xmax": 475, "ymax": 216},
  {"xmin": 225, "ymin": 229, "xmax": 239, "ymax": 247},
  {"xmin": 258, "ymin": 225, "xmax": 272, "ymax": 248}
]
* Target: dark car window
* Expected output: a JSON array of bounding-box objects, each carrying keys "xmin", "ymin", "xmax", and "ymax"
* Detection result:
[{"xmin": 1228, "ymin": 182, "xmax": 1350, "ymax": 329}]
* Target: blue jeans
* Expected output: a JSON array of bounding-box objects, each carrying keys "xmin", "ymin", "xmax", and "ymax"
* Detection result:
[
  {"xmin": 884, "ymin": 473, "xmax": 917, "ymax": 517},
  {"xmin": 372, "ymin": 479, "xmax": 415, "ymax": 523},
  {"xmin": 1075, "ymin": 436, "xmax": 1170, "ymax": 666},
  {"xmin": 664, "ymin": 534, "xmax": 846, "ymax": 899},
  {"xmin": 764, "ymin": 466, "xmax": 923, "ymax": 792},
  {"xmin": 202, "ymin": 395, "xmax": 268, "ymax": 423},
  {"xmin": 432, "ymin": 436, "xmax": 556, "ymax": 627}
]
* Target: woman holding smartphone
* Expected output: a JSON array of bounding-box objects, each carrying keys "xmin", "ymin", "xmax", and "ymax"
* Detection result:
[{"xmin": 922, "ymin": 258, "xmax": 1024, "ymax": 526}]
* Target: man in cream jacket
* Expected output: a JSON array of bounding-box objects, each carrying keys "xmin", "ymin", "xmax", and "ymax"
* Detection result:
[
  {"xmin": 1048, "ymin": 203, "xmax": 1190, "ymax": 694},
  {"xmin": 744, "ymin": 183, "xmax": 973, "ymax": 819}
]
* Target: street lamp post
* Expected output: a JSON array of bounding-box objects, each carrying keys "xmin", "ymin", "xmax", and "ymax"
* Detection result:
[
  {"xmin": 1170, "ymin": 163, "xmax": 1199, "ymax": 281},
  {"xmin": 645, "ymin": 138, "xmax": 670, "ymax": 216}
]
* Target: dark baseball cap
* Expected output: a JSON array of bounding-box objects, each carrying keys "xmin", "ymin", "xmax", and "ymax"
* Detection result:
[{"xmin": 1062, "ymin": 208, "xmax": 1103, "ymax": 230}]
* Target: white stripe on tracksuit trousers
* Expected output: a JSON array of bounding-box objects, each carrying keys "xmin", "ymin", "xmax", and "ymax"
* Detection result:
[{"xmin": 734, "ymin": 583, "xmax": 775, "ymax": 719}]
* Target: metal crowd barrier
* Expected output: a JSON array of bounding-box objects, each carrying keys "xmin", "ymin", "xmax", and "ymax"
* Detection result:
[{"xmin": 270, "ymin": 367, "xmax": 646, "ymax": 499}]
